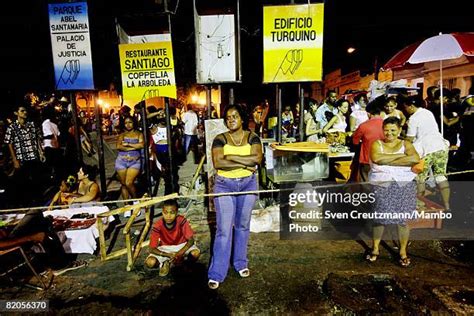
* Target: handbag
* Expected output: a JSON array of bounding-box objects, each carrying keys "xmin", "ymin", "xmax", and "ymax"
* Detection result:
[{"xmin": 411, "ymin": 159, "xmax": 425, "ymax": 174}]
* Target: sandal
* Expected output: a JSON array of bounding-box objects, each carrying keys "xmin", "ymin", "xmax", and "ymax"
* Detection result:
[
  {"xmin": 365, "ymin": 251, "xmax": 379, "ymax": 263},
  {"xmin": 208, "ymin": 280, "xmax": 219, "ymax": 290},
  {"xmin": 159, "ymin": 260, "xmax": 170, "ymax": 277},
  {"xmin": 399, "ymin": 257, "xmax": 411, "ymax": 267},
  {"xmin": 238, "ymin": 268, "xmax": 250, "ymax": 278}
]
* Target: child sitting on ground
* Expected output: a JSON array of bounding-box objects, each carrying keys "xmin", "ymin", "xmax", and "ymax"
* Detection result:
[
  {"xmin": 145, "ymin": 199, "xmax": 200, "ymax": 276},
  {"xmin": 48, "ymin": 175, "xmax": 78, "ymax": 210}
]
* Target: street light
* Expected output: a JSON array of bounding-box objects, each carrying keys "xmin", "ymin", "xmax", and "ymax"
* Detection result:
[{"xmin": 347, "ymin": 47, "xmax": 356, "ymax": 54}]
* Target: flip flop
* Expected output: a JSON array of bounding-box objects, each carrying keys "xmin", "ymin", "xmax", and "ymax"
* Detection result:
[
  {"xmin": 365, "ymin": 251, "xmax": 379, "ymax": 263},
  {"xmin": 208, "ymin": 280, "xmax": 219, "ymax": 290},
  {"xmin": 238, "ymin": 268, "xmax": 250, "ymax": 278},
  {"xmin": 399, "ymin": 257, "xmax": 411, "ymax": 267}
]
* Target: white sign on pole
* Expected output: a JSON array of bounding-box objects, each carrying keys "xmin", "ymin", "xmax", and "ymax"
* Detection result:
[
  {"xmin": 48, "ymin": 2, "xmax": 94, "ymax": 90},
  {"xmin": 195, "ymin": 14, "xmax": 240, "ymax": 83}
]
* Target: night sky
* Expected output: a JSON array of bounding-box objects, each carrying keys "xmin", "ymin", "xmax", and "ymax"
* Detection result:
[{"xmin": 1, "ymin": 0, "xmax": 471, "ymax": 105}]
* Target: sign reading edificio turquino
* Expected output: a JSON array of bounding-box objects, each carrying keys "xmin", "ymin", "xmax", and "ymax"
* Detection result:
[
  {"xmin": 263, "ymin": 4, "xmax": 324, "ymax": 83},
  {"xmin": 48, "ymin": 2, "xmax": 94, "ymax": 90}
]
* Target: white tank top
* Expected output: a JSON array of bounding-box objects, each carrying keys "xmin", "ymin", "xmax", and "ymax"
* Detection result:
[
  {"xmin": 332, "ymin": 114, "xmax": 347, "ymax": 132},
  {"xmin": 369, "ymin": 140, "xmax": 416, "ymax": 183}
]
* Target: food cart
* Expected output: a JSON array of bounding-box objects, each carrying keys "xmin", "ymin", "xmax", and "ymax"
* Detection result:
[{"xmin": 262, "ymin": 141, "xmax": 354, "ymax": 237}]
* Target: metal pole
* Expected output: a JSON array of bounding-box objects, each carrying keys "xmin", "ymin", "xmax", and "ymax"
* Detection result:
[
  {"xmin": 140, "ymin": 101, "xmax": 152, "ymax": 196},
  {"xmin": 236, "ymin": 0, "xmax": 242, "ymax": 82},
  {"xmin": 164, "ymin": 97, "xmax": 176, "ymax": 193},
  {"xmin": 94, "ymin": 93, "xmax": 107, "ymax": 200},
  {"xmin": 206, "ymin": 85, "xmax": 212, "ymax": 119},
  {"xmin": 299, "ymin": 85, "xmax": 305, "ymax": 141},
  {"xmin": 440, "ymin": 60, "xmax": 444, "ymax": 137},
  {"xmin": 70, "ymin": 92, "xmax": 83, "ymax": 165},
  {"xmin": 374, "ymin": 56, "xmax": 379, "ymax": 80},
  {"xmin": 277, "ymin": 85, "xmax": 282, "ymax": 143},
  {"xmin": 229, "ymin": 87, "xmax": 234, "ymax": 105}
]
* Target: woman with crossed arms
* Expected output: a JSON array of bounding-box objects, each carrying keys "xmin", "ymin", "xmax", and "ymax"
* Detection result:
[
  {"xmin": 208, "ymin": 104, "xmax": 263, "ymax": 289},
  {"xmin": 367, "ymin": 116, "xmax": 419, "ymax": 267}
]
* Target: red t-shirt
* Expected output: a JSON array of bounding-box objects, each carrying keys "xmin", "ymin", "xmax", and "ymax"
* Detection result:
[
  {"xmin": 352, "ymin": 117, "xmax": 384, "ymax": 164},
  {"xmin": 149, "ymin": 215, "xmax": 194, "ymax": 248}
]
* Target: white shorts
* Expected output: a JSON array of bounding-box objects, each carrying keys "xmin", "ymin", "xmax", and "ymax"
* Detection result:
[{"xmin": 147, "ymin": 242, "xmax": 199, "ymax": 266}]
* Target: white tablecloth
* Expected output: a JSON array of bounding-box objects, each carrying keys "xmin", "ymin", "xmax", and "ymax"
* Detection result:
[
  {"xmin": 46, "ymin": 206, "xmax": 113, "ymax": 254},
  {"xmin": 2, "ymin": 206, "xmax": 112, "ymax": 254}
]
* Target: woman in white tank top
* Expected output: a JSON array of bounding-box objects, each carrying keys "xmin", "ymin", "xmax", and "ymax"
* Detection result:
[
  {"xmin": 322, "ymin": 99, "xmax": 351, "ymax": 134},
  {"xmin": 367, "ymin": 117, "xmax": 419, "ymax": 267}
]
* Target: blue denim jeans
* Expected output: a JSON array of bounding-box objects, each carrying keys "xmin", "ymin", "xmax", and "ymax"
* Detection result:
[
  {"xmin": 208, "ymin": 174, "xmax": 258, "ymax": 282},
  {"xmin": 184, "ymin": 134, "xmax": 198, "ymax": 155}
]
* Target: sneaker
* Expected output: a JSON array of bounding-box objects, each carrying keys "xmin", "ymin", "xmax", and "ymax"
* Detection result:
[
  {"xmin": 159, "ymin": 260, "xmax": 170, "ymax": 277},
  {"xmin": 53, "ymin": 260, "xmax": 88, "ymax": 276}
]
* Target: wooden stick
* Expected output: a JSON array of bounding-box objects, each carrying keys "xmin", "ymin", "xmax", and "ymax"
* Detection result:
[
  {"xmin": 104, "ymin": 248, "xmax": 128, "ymax": 260},
  {"xmin": 189, "ymin": 155, "xmax": 206, "ymax": 191},
  {"xmin": 125, "ymin": 231, "xmax": 133, "ymax": 271},
  {"xmin": 97, "ymin": 193, "xmax": 178, "ymax": 218},
  {"xmin": 133, "ymin": 208, "xmax": 151, "ymax": 263},
  {"xmin": 96, "ymin": 218, "xmax": 107, "ymax": 260}
]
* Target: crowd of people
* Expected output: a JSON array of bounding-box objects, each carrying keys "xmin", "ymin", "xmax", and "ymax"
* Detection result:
[
  {"xmin": 1, "ymin": 85, "xmax": 474, "ymax": 287},
  {"xmin": 0, "ymin": 90, "xmax": 208, "ymax": 210},
  {"xmin": 0, "ymin": 93, "xmax": 208, "ymax": 276},
  {"xmin": 248, "ymin": 86, "xmax": 473, "ymax": 157},
  {"xmin": 239, "ymin": 85, "xmax": 473, "ymax": 270},
  {"xmin": 276, "ymin": 86, "xmax": 472, "ymax": 267},
  {"xmin": 0, "ymin": 93, "xmax": 86, "ymax": 208}
]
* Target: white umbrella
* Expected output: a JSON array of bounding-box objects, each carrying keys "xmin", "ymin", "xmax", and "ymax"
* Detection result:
[{"xmin": 383, "ymin": 32, "xmax": 474, "ymax": 135}]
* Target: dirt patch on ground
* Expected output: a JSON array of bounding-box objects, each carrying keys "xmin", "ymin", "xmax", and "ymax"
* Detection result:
[{"xmin": 2, "ymin": 232, "xmax": 473, "ymax": 314}]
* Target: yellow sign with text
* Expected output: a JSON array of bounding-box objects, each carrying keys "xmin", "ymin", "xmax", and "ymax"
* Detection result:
[
  {"xmin": 263, "ymin": 4, "xmax": 324, "ymax": 83},
  {"xmin": 119, "ymin": 40, "xmax": 176, "ymax": 104}
]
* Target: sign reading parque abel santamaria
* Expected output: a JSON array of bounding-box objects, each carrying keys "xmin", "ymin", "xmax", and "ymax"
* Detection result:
[
  {"xmin": 48, "ymin": 2, "xmax": 94, "ymax": 90},
  {"xmin": 263, "ymin": 4, "xmax": 324, "ymax": 83},
  {"xmin": 119, "ymin": 37, "xmax": 177, "ymax": 103}
]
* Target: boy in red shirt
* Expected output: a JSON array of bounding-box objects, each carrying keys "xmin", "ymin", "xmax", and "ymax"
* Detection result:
[{"xmin": 145, "ymin": 199, "xmax": 200, "ymax": 276}]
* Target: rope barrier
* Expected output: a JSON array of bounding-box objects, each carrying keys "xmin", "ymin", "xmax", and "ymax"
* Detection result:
[
  {"xmin": 1, "ymin": 168, "xmax": 474, "ymax": 214},
  {"xmin": 443, "ymin": 169, "xmax": 474, "ymax": 176}
]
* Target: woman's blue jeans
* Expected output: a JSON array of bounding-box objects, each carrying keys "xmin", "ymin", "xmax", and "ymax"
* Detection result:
[{"xmin": 208, "ymin": 174, "xmax": 257, "ymax": 282}]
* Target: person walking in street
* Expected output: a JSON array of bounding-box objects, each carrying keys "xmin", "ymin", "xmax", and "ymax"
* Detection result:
[
  {"xmin": 42, "ymin": 105, "xmax": 62, "ymax": 181},
  {"xmin": 182, "ymin": 105, "xmax": 199, "ymax": 160},
  {"xmin": 150, "ymin": 111, "xmax": 179, "ymax": 195}
]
